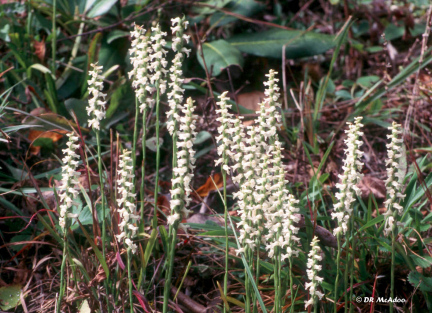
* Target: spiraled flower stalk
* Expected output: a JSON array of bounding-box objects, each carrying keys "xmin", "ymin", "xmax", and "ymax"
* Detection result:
[
  {"xmin": 129, "ymin": 24, "xmax": 152, "ymax": 172},
  {"xmin": 149, "ymin": 23, "xmax": 168, "ymax": 229},
  {"xmin": 57, "ymin": 132, "xmax": 81, "ymax": 313},
  {"xmin": 264, "ymin": 141, "xmax": 300, "ymax": 313},
  {"xmin": 305, "ymin": 236, "xmax": 324, "ymax": 313},
  {"xmin": 331, "ymin": 117, "xmax": 364, "ymax": 313},
  {"xmin": 86, "ymin": 63, "xmax": 108, "ymax": 258},
  {"xmin": 128, "ymin": 24, "xmax": 153, "ymax": 223},
  {"xmin": 383, "ymin": 122, "xmax": 406, "ymax": 313},
  {"xmin": 163, "ymin": 97, "xmax": 197, "ymax": 313},
  {"xmin": 215, "ymin": 91, "xmax": 235, "ymax": 313},
  {"xmin": 116, "ymin": 149, "xmax": 139, "ymax": 311}
]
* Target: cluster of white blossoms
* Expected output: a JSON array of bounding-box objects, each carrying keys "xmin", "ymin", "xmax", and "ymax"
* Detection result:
[
  {"xmin": 264, "ymin": 141, "xmax": 300, "ymax": 259},
  {"xmin": 168, "ymin": 97, "xmax": 197, "ymax": 226},
  {"xmin": 383, "ymin": 122, "xmax": 406, "ymax": 235},
  {"xmin": 128, "ymin": 25, "xmax": 154, "ymax": 112},
  {"xmin": 116, "ymin": 150, "xmax": 139, "ymax": 254},
  {"xmin": 149, "ymin": 24, "xmax": 168, "ymax": 95},
  {"xmin": 59, "ymin": 133, "xmax": 81, "ymax": 230},
  {"xmin": 331, "ymin": 117, "xmax": 364, "ymax": 235},
  {"xmin": 167, "ymin": 16, "xmax": 191, "ymax": 136},
  {"xmin": 259, "ymin": 69, "xmax": 282, "ymax": 144},
  {"xmin": 304, "ymin": 236, "xmax": 324, "ymax": 309},
  {"xmin": 86, "ymin": 63, "xmax": 106, "ymax": 130},
  {"xmin": 213, "ymin": 70, "xmax": 301, "ymax": 259},
  {"xmin": 234, "ymin": 126, "xmax": 265, "ymax": 253},
  {"xmin": 215, "ymin": 92, "xmax": 236, "ymax": 172}
]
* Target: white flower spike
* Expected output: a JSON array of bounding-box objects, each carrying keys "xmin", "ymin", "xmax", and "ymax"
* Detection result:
[
  {"xmin": 59, "ymin": 133, "xmax": 81, "ymax": 230},
  {"xmin": 168, "ymin": 97, "xmax": 197, "ymax": 226},
  {"xmin": 383, "ymin": 122, "xmax": 406, "ymax": 235},
  {"xmin": 331, "ymin": 117, "xmax": 364, "ymax": 235},
  {"xmin": 116, "ymin": 149, "xmax": 139, "ymax": 254},
  {"xmin": 86, "ymin": 63, "xmax": 106, "ymax": 130},
  {"xmin": 167, "ymin": 16, "xmax": 191, "ymax": 136},
  {"xmin": 305, "ymin": 236, "xmax": 324, "ymax": 309},
  {"xmin": 129, "ymin": 24, "xmax": 152, "ymax": 112}
]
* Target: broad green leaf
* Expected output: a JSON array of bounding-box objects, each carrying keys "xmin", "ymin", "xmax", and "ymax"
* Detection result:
[
  {"xmin": 193, "ymin": 0, "xmax": 231, "ymax": 14},
  {"xmin": 87, "ymin": 0, "xmax": 117, "ymax": 18},
  {"xmin": 227, "ymin": 29, "xmax": 335, "ymax": 59},
  {"xmin": 0, "ymin": 285, "xmax": 21, "ymax": 310},
  {"xmin": 65, "ymin": 98, "xmax": 88, "ymax": 125},
  {"xmin": 210, "ymin": 0, "xmax": 265, "ymax": 27},
  {"xmin": 107, "ymin": 29, "xmax": 130, "ymax": 44},
  {"xmin": 408, "ymin": 271, "xmax": 432, "ymax": 292},
  {"xmin": 194, "ymin": 131, "xmax": 212, "ymax": 145},
  {"xmin": 197, "ymin": 39, "xmax": 244, "ymax": 76},
  {"xmin": 411, "ymin": 255, "xmax": 432, "ymax": 269},
  {"xmin": 356, "ymin": 75, "xmax": 380, "ymax": 89}
]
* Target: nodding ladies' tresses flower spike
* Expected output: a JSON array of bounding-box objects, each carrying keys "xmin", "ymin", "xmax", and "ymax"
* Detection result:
[
  {"xmin": 59, "ymin": 133, "xmax": 81, "ymax": 230},
  {"xmin": 167, "ymin": 16, "xmax": 191, "ymax": 136},
  {"xmin": 149, "ymin": 24, "xmax": 168, "ymax": 95},
  {"xmin": 234, "ymin": 126, "xmax": 265, "ymax": 254},
  {"xmin": 331, "ymin": 117, "xmax": 364, "ymax": 235},
  {"xmin": 116, "ymin": 150, "xmax": 139, "ymax": 254},
  {"xmin": 168, "ymin": 97, "xmax": 197, "ymax": 226},
  {"xmin": 86, "ymin": 63, "xmax": 106, "ymax": 130},
  {"xmin": 264, "ymin": 141, "xmax": 300, "ymax": 259},
  {"xmin": 383, "ymin": 122, "xmax": 406, "ymax": 235},
  {"xmin": 129, "ymin": 24, "xmax": 152, "ymax": 112},
  {"xmin": 215, "ymin": 91, "xmax": 236, "ymax": 170},
  {"xmin": 304, "ymin": 236, "xmax": 324, "ymax": 309},
  {"xmin": 259, "ymin": 69, "xmax": 282, "ymax": 145}
]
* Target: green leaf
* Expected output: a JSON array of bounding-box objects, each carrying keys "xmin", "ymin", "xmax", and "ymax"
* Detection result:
[
  {"xmin": 227, "ymin": 29, "xmax": 335, "ymax": 59},
  {"xmin": 158, "ymin": 226, "xmax": 169, "ymax": 254},
  {"xmin": 197, "ymin": 39, "xmax": 244, "ymax": 76},
  {"xmin": 356, "ymin": 75, "xmax": 380, "ymax": 89},
  {"xmin": 0, "ymin": 285, "xmax": 21, "ymax": 310},
  {"xmin": 106, "ymin": 29, "xmax": 130, "ymax": 44},
  {"xmin": 408, "ymin": 271, "xmax": 432, "ymax": 292},
  {"xmin": 87, "ymin": 0, "xmax": 117, "ymax": 18},
  {"xmin": 411, "ymin": 255, "xmax": 432, "ymax": 269},
  {"xmin": 210, "ymin": 0, "xmax": 265, "ymax": 27},
  {"xmin": 65, "ymin": 98, "xmax": 89, "ymax": 125},
  {"xmin": 143, "ymin": 229, "xmax": 157, "ymax": 268},
  {"xmin": 194, "ymin": 131, "xmax": 212, "ymax": 145},
  {"xmin": 27, "ymin": 64, "xmax": 54, "ymax": 79}
]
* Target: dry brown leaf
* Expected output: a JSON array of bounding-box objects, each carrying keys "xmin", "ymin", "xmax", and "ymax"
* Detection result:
[
  {"xmin": 196, "ymin": 173, "xmax": 224, "ymax": 197},
  {"xmin": 237, "ymin": 91, "xmax": 265, "ymax": 112},
  {"xmin": 33, "ymin": 39, "xmax": 46, "ymax": 62},
  {"xmin": 358, "ymin": 176, "xmax": 386, "ymax": 201},
  {"xmin": 28, "ymin": 129, "xmax": 67, "ymax": 155}
]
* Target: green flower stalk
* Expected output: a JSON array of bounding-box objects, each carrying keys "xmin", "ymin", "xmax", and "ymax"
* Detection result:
[
  {"xmin": 129, "ymin": 24, "xmax": 152, "ymax": 171},
  {"xmin": 149, "ymin": 23, "xmax": 168, "ymax": 229},
  {"xmin": 128, "ymin": 24, "xmax": 153, "ymax": 223},
  {"xmin": 163, "ymin": 97, "xmax": 197, "ymax": 313},
  {"xmin": 57, "ymin": 132, "xmax": 81, "ymax": 313},
  {"xmin": 264, "ymin": 141, "xmax": 300, "ymax": 313},
  {"xmin": 383, "ymin": 122, "xmax": 406, "ymax": 313},
  {"xmin": 116, "ymin": 149, "xmax": 139, "ymax": 311},
  {"xmin": 331, "ymin": 117, "xmax": 364, "ymax": 313},
  {"xmin": 305, "ymin": 236, "xmax": 324, "ymax": 313},
  {"xmin": 86, "ymin": 63, "xmax": 107, "ymax": 258},
  {"xmin": 215, "ymin": 91, "xmax": 236, "ymax": 313}
]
